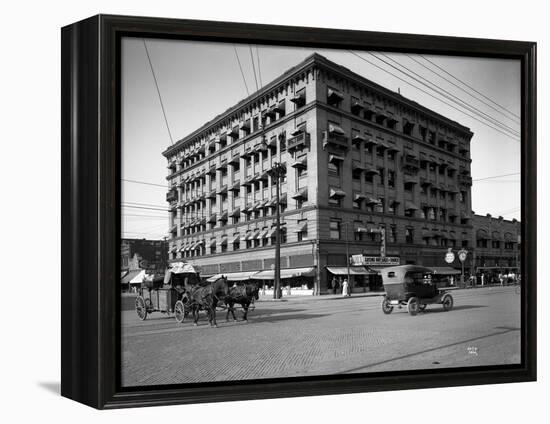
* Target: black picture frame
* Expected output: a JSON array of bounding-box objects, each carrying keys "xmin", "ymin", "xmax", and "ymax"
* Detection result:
[{"xmin": 61, "ymin": 14, "xmax": 537, "ymax": 409}]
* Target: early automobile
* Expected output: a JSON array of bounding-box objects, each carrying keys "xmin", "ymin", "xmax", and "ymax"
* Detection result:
[
  {"xmin": 380, "ymin": 265, "xmax": 454, "ymax": 316},
  {"xmin": 135, "ymin": 262, "xmax": 200, "ymax": 322}
]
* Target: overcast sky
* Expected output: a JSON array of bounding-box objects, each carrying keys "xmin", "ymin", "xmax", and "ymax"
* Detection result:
[{"xmin": 121, "ymin": 37, "xmax": 521, "ymax": 240}]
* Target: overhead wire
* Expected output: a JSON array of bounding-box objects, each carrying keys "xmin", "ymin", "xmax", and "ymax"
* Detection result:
[
  {"xmin": 348, "ymin": 51, "xmax": 520, "ymax": 142},
  {"xmin": 371, "ymin": 52, "xmax": 519, "ymax": 137},
  {"xmin": 143, "ymin": 39, "xmax": 174, "ymax": 145},
  {"xmin": 233, "ymin": 44, "xmax": 250, "ymax": 96},
  {"xmin": 406, "ymin": 54, "xmax": 521, "ymax": 124},
  {"xmin": 419, "ymin": 55, "xmax": 521, "ymax": 121}
]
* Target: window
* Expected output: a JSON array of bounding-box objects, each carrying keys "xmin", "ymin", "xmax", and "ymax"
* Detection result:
[
  {"xmin": 378, "ymin": 168, "xmax": 385, "ymax": 185},
  {"xmin": 387, "ymin": 150, "xmax": 396, "ymax": 161},
  {"xmin": 376, "ymin": 146, "xmax": 385, "ymax": 157},
  {"xmin": 364, "ymin": 172, "xmax": 374, "ymax": 184},
  {"xmin": 297, "ymin": 219, "xmax": 308, "ymax": 242},
  {"xmin": 389, "ymin": 225, "xmax": 397, "ymax": 243},
  {"xmin": 460, "ymin": 191, "xmax": 467, "ymax": 204},
  {"xmin": 328, "ymin": 160, "xmax": 340, "ymax": 176},
  {"xmin": 293, "ymin": 88, "xmax": 306, "ymax": 109},
  {"xmin": 388, "ymin": 170, "xmax": 395, "ymax": 188},
  {"xmin": 462, "ymin": 239, "xmax": 469, "ymax": 248},
  {"xmin": 492, "ymin": 240, "xmax": 501, "ymax": 249},
  {"xmin": 375, "ymin": 198, "xmax": 384, "ymax": 213},
  {"xmin": 329, "ymin": 219, "xmax": 341, "ymax": 239},
  {"xmin": 233, "ymin": 235, "xmax": 240, "ymax": 251},
  {"xmin": 327, "ymin": 87, "xmax": 342, "ymax": 108},
  {"xmin": 405, "ymin": 228, "xmax": 414, "ymax": 244},
  {"xmin": 277, "ymin": 100, "xmax": 286, "ymax": 118}
]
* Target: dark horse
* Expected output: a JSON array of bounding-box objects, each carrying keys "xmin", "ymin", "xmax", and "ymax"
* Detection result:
[
  {"xmin": 224, "ymin": 282, "xmax": 260, "ymax": 322},
  {"xmin": 187, "ymin": 276, "xmax": 229, "ymax": 327}
]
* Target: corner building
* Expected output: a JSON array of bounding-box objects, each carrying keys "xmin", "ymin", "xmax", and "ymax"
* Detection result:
[{"xmin": 163, "ymin": 53, "xmax": 474, "ymax": 294}]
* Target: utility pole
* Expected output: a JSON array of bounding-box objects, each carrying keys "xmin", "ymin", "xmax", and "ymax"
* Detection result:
[{"xmin": 270, "ymin": 162, "xmax": 286, "ymax": 299}]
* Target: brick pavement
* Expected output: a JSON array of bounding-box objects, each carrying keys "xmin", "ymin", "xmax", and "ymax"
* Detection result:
[{"xmin": 121, "ymin": 286, "xmax": 520, "ymax": 387}]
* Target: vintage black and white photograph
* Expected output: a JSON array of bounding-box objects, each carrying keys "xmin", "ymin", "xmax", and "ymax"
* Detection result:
[{"xmin": 120, "ymin": 38, "xmax": 521, "ymax": 387}]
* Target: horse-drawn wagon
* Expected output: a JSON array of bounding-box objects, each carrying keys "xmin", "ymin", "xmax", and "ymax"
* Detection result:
[{"xmin": 134, "ymin": 262, "xmax": 200, "ymax": 322}]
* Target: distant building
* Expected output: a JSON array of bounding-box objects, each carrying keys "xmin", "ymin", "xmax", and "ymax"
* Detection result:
[
  {"xmin": 121, "ymin": 238, "xmax": 168, "ymax": 271},
  {"xmin": 162, "ymin": 53, "xmax": 475, "ymax": 294},
  {"xmin": 472, "ymin": 214, "xmax": 521, "ymax": 279}
]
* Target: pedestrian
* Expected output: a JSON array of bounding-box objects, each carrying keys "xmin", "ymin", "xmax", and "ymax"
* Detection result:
[
  {"xmin": 331, "ymin": 276, "xmax": 337, "ymax": 294},
  {"xmin": 342, "ymin": 279, "xmax": 349, "ymax": 297},
  {"xmin": 499, "ymin": 273, "xmax": 504, "ymax": 286}
]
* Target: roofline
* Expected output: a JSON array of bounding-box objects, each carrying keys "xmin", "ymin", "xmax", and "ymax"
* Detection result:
[
  {"xmin": 163, "ymin": 52, "xmax": 473, "ymax": 157},
  {"xmin": 473, "ymin": 213, "xmax": 520, "ymax": 224}
]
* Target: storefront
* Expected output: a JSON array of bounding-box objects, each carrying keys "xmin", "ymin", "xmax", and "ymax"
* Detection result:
[
  {"xmin": 254, "ymin": 267, "xmax": 316, "ymax": 296},
  {"xmin": 326, "ymin": 266, "xmax": 378, "ymax": 293}
]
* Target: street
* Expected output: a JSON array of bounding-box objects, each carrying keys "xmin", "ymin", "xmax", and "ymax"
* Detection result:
[{"xmin": 121, "ymin": 286, "xmax": 520, "ymax": 387}]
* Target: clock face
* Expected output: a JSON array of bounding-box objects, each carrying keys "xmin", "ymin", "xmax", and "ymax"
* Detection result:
[
  {"xmin": 445, "ymin": 252, "xmax": 455, "ymax": 264},
  {"xmin": 458, "ymin": 251, "xmax": 467, "ymax": 262}
]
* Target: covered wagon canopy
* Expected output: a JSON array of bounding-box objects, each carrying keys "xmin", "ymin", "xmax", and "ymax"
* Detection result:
[{"xmin": 164, "ymin": 262, "xmax": 201, "ymax": 285}]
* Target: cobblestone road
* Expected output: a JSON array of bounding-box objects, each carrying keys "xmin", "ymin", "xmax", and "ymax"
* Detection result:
[{"xmin": 121, "ymin": 286, "xmax": 520, "ymax": 387}]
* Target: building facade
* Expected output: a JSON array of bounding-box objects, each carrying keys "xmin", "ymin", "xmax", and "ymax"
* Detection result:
[
  {"xmin": 162, "ymin": 54, "xmax": 475, "ymax": 294},
  {"xmin": 121, "ymin": 238, "xmax": 168, "ymax": 271},
  {"xmin": 472, "ymin": 214, "xmax": 521, "ymax": 280}
]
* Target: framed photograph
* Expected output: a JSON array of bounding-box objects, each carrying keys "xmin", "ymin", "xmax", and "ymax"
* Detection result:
[{"xmin": 61, "ymin": 14, "xmax": 536, "ymax": 409}]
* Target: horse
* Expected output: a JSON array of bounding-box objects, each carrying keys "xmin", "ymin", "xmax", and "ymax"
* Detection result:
[
  {"xmin": 224, "ymin": 282, "xmax": 259, "ymax": 322},
  {"xmin": 186, "ymin": 276, "xmax": 229, "ymax": 327}
]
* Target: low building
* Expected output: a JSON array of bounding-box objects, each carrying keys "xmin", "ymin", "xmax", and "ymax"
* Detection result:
[{"xmin": 471, "ymin": 214, "xmax": 521, "ymax": 283}]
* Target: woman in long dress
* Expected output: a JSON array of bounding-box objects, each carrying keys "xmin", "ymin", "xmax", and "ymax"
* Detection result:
[{"xmin": 342, "ymin": 279, "xmax": 349, "ymax": 297}]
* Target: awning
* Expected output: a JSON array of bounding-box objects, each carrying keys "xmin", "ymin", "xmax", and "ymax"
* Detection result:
[
  {"xmin": 405, "ymin": 201, "xmax": 419, "ymax": 211},
  {"xmin": 404, "ymin": 176, "xmax": 418, "ymax": 184},
  {"xmin": 291, "ymin": 187, "xmax": 308, "ymax": 200},
  {"xmin": 244, "ymin": 231, "xmax": 255, "ymax": 241},
  {"xmin": 259, "ymin": 228, "xmax": 270, "ymax": 239},
  {"xmin": 225, "ymin": 271, "xmax": 260, "ymax": 281},
  {"xmin": 208, "ymin": 213, "xmax": 217, "ymax": 223},
  {"xmin": 430, "ymin": 267, "xmax": 461, "ymax": 275},
  {"xmin": 129, "ymin": 270, "xmax": 147, "ymax": 285},
  {"xmin": 352, "ymin": 134, "xmax": 366, "ymax": 143},
  {"xmin": 328, "ymin": 154, "xmax": 345, "ymax": 163},
  {"xmin": 253, "ymin": 267, "xmax": 316, "ymax": 280},
  {"xmin": 218, "ymin": 211, "xmax": 228, "ymax": 221},
  {"xmin": 218, "ymin": 236, "xmax": 228, "ymax": 247},
  {"xmin": 448, "ymin": 232, "xmax": 457, "ymax": 240},
  {"xmin": 209, "ymin": 238, "xmax": 217, "ymax": 247},
  {"xmin": 229, "ymin": 181, "xmax": 241, "ymax": 191},
  {"xmin": 326, "ymin": 266, "xmax": 375, "ymax": 276},
  {"xmin": 354, "ymin": 193, "xmax": 366, "ymax": 201},
  {"xmin": 421, "ymin": 229, "xmax": 434, "ymax": 238},
  {"xmin": 229, "ymin": 207, "xmax": 241, "ymax": 217},
  {"xmin": 352, "ymin": 163, "xmax": 367, "ymax": 172},
  {"xmin": 121, "ymin": 269, "xmax": 142, "ymax": 286},
  {"xmin": 291, "ymin": 156, "xmax": 308, "ymax": 168},
  {"xmin": 229, "ymin": 234, "xmax": 241, "ymax": 244},
  {"xmin": 328, "ymin": 88, "xmax": 344, "ymax": 101},
  {"xmin": 364, "ymin": 166, "xmax": 379, "ymax": 175},
  {"xmin": 290, "ymin": 127, "xmax": 304, "ymax": 136},
  {"xmin": 365, "ymin": 197, "xmax": 381, "ymax": 205},
  {"xmin": 217, "ymin": 185, "xmax": 228, "ymax": 195},
  {"xmin": 328, "ymin": 123, "xmax": 345, "ymax": 135},
  {"xmin": 329, "ymin": 188, "xmax": 346, "ymax": 198},
  {"xmin": 294, "ymin": 221, "xmax": 308, "ymax": 233}
]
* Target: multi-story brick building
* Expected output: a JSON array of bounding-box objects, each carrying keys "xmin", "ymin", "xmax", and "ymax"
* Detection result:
[
  {"xmin": 472, "ymin": 214, "xmax": 520, "ymax": 281},
  {"xmin": 162, "ymin": 53, "xmax": 475, "ymax": 294}
]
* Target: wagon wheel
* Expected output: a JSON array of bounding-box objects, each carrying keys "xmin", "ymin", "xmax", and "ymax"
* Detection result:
[
  {"xmin": 442, "ymin": 294, "xmax": 454, "ymax": 311},
  {"xmin": 381, "ymin": 296, "xmax": 393, "ymax": 314},
  {"xmin": 418, "ymin": 303, "xmax": 427, "ymax": 312},
  {"xmin": 144, "ymin": 298, "xmax": 153, "ymax": 311},
  {"xmin": 135, "ymin": 296, "xmax": 147, "ymax": 321},
  {"xmin": 407, "ymin": 297, "xmax": 419, "ymax": 316},
  {"xmin": 174, "ymin": 300, "xmax": 186, "ymax": 323}
]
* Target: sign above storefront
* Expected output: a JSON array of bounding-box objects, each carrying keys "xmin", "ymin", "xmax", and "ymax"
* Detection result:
[{"xmin": 350, "ymin": 255, "xmax": 400, "ymax": 266}]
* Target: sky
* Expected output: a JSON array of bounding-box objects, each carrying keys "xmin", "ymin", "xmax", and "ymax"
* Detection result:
[{"xmin": 121, "ymin": 37, "xmax": 521, "ymax": 240}]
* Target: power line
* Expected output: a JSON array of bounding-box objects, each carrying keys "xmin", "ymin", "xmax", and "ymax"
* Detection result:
[
  {"xmin": 372, "ymin": 52, "xmax": 519, "ymax": 137},
  {"xmin": 124, "ymin": 201, "xmax": 168, "ymax": 208},
  {"xmin": 256, "ymin": 45, "xmax": 263, "ymax": 87},
  {"xmin": 348, "ymin": 51, "xmax": 520, "ymax": 142},
  {"xmin": 406, "ymin": 54, "xmax": 521, "ymax": 124},
  {"xmin": 249, "ymin": 45, "xmax": 259, "ymax": 92},
  {"xmin": 122, "ymin": 204, "xmax": 168, "ymax": 212},
  {"xmin": 420, "ymin": 55, "xmax": 521, "ymax": 120},
  {"xmin": 233, "ymin": 45, "xmax": 249, "ymax": 96},
  {"xmin": 143, "ymin": 39, "xmax": 174, "ymax": 145},
  {"xmin": 122, "ymin": 178, "xmax": 166, "ymax": 188},
  {"xmin": 473, "ymin": 172, "xmax": 520, "ymax": 181}
]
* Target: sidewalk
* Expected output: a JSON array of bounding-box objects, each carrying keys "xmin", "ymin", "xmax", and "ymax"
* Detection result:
[{"xmin": 257, "ymin": 291, "xmax": 384, "ymax": 302}]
